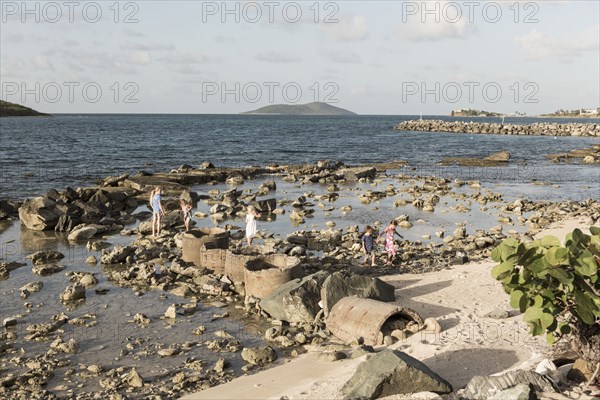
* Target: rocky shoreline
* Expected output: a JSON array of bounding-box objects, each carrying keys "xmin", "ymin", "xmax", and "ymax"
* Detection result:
[
  {"xmin": 395, "ymin": 119, "xmax": 600, "ymax": 137},
  {"xmin": 1, "ymin": 160, "xmax": 600, "ymax": 399}
]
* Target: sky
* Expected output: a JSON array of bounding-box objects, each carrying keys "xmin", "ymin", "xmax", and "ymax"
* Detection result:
[{"xmin": 0, "ymin": 0, "xmax": 599, "ymax": 115}]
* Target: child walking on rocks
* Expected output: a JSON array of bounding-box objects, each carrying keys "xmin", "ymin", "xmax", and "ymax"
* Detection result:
[
  {"xmin": 150, "ymin": 186, "xmax": 164, "ymax": 237},
  {"xmin": 379, "ymin": 220, "xmax": 404, "ymax": 266},
  {"xmin": 361, "ymin": 226, "xmax": 376, "ymax": 267},
  {"xmin": 245, "ymin": 205, "xmax": 261, "ymax": 246},
  {"xmin": 180, "ymin": 199, "xmax": 192, "ymax": 231}
]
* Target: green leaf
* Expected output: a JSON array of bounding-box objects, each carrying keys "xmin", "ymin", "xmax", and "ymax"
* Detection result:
[
  {"xmin": 546, "ymin": 332, "xmax": 556, "ymax": 345},
  {"xmin": 529, "ymin": 321, "xmax": 543, "ymax": 336},
  {"xmin": 491, "ymin": 246, "xmax": 502, "ymax": 262},
  {"xmin": 541, "ymin": 235, "xmax": 561, "ymax": 248},
  {"xmin": 491, "ymin": 261, "xmax": 515, "ymax": 280},
  {"xmin": 540, "ymin": 312, "xmax": 554, "ymax": 330},
  {"xmin": 547, "ymin": 268, "xmax": 573, "ymax": 284},
  {"xmin": 574, "ymin": 256, "xmax": 598, "ymax": 277},
  {"xmin": 545, "ymin": 247, "xmax": 569, "ymax": 266},
  {"xmin": 519, "ymin": 247, "xmax": 542, "ymax": 266},
  {"xmin": 529, "ymin": 258, "xmax": 549, "ymax": 276},
  {"xmin": 523, "ymin": 306, "xmax": 543, "ymax": 322},
  {"xmin": 533, "ymin": 295, "xmax": 544, "ymax": 308},
  {"xmin": 510, "ymin": 290, "xmax": 524, "ymax": 309},
  {"xmin": 590, "ymin": 226, "xmax": 600, "ymax": 236},
  {"xmin": 574, "ymin": 291, "xmax": 597, "ymax": 325}
]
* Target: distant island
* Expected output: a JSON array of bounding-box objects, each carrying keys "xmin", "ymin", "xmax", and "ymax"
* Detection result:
[
  {"xmin": 242, "ymin": 102, "xmax": 356, "ymax": 116},
  {"xmin": 450, "ymin": 108, "xmax": 504, "ymax": 117},
  {"xmin": 0, "ymin": 100, "xmax": 49, "ymax": 117}
]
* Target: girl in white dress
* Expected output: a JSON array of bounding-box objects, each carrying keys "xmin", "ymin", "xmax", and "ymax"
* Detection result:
[{"xmin": 245, "ymin": 205, "xmax": 260, "ymax": 246}]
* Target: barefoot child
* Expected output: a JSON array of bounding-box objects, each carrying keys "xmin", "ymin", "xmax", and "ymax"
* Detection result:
[
  {"xmin": 180, "ymin": 199, "xmax": 192, "ymax": 231},
  {"xmin": 150, "ymin": 186, "xmax": 164, "ymax": 237},
  {"xmin": 378, "ymin": 220, "xmax": 404, "ymax": 266},
  {"xmin": 245, "ymin": 205, "xmax": 261, "ymax": 246},
  {"xmin": 361, "ymin": 226, "xmax": 376, "ymax": 267}
]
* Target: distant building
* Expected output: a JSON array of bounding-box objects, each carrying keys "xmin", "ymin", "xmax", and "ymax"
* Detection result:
[{"xmin": 582, "ymin": 108, "xmax": 599, "ymax": 115}]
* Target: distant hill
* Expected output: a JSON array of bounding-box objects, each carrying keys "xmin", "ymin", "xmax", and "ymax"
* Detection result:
[
  {"xmin": 0, "ymin": 100, "xmax": 49, "ymax": 117},
  {"xmin": 242, "ymin": 102, "xmax": 356, "ymax": 116}
]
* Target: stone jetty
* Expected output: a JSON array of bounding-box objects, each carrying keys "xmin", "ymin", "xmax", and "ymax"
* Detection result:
[{"xmin": 395, "ymin": 119, "xmax": 599, "ymax": 137}]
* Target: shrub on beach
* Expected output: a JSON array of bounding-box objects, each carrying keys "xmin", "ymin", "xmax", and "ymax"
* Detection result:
[{"xmin": 491, "ymin": 227, "xmax": 600, "ymax": 381}]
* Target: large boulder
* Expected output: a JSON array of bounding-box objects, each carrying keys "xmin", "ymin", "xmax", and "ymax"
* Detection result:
[
  {"xmin": 0, "ymin": 200, "xmax": 18, "ymax": 220},
  {"xmin": 342, "ymin": 350, "xmax": 452, "ymax": 399},
  {"xmin": 321, "ymin": 272, "xmax": 396, "ymax": 316},
  {"xmin": 260, "ymin": 271, "xmax": 329, "ymax": 323},
  {"xmin": 18, "ymin": 197, "xmax": 60, "ymax": 230},
  {"xmin": 67, "ymin": 225, "xmax": 98, "ymax": 241},
  {"xmin": 253, "ymin": 198, "xmax": 277, "ymax": 213},
  {"xmin": 337, "ymin": 167, "xmax": 377, "ymax": 181},
  {"xmin": 462, "ymin": 370, "xmax": 555, "ymax": 400}
]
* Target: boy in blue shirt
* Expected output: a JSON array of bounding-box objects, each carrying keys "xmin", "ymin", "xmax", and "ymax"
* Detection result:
[{"xmin": 361, "ymin": 226, "xmax": 376, "ymax": 267}]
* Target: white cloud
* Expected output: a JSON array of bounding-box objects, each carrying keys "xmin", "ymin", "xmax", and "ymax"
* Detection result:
[
  {"xmin": 394, "ymin": 1, "xmax": 477, "ymax": 41},
  {"xmin": 516, "ymin": 25, "xmax": 600, "ymax": 62},
  {"xmin": 121, "ymin": 42, "xmax": 176, "ymax": 51},
  {"xmin": 158, "ymin": 52, "xmax": 219, "ymax": 76},
  {"xmin": 129, "ymin": 51, "xmax": 151, "ymax": 65},
  {"xmin": 320, "ymin": 49, "xmax": 362, "ymax": 64},
  {"xmin": 123, "ymin": 28, "xmax": 146, "ymax": 38},
  {"xmin": 255, "ymin": 52, "xmax": 301, "ymax": 63},
  {"xmin": 215, "ymin": 35, "xmax": 235, "ymax": 43},
  {"xmin": 33, "ymin": 55, "xmax": 55, "ymax": 71},
  {"xmin": 320, "ymin": 16, "xmax": 369, "ymax": 42}
]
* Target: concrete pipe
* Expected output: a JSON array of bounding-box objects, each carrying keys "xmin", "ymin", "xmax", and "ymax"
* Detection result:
[
  {"xmin": 244, "ymin": 254, "xmax": 302, "ymax": 299},
  {"xmin": 326, "ymin": 297, "xmax": 424, "ymax": 346},
  {"xmin": 225, "ymin": 252, "xmax": 255, "ymax": 284},
  {"xmin": 182, "ymin": 227, "xmax": 229, "ymax": 269},
  {"xmin": 225, "ymin": 245, "xmax": 275, "ymax": 284}
]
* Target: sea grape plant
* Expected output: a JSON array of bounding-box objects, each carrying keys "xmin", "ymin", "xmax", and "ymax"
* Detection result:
[{"xmin": 491, "ymin": 227, "xmax": 600, "ymax": 345}]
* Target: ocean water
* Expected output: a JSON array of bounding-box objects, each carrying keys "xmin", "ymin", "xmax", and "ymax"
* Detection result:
[{"xmin": 1, "ymin": 114, "xmax": 598, "ymax": 201}]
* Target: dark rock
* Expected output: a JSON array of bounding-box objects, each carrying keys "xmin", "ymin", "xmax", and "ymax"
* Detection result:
[
  {"xmin": 241, "ymin": 346, "xmax": 278, "ymax": 366},
  {"xmin": 67, "ymin": 225, "xmax": 99, "ymax": 241},
  {"xmin": 101, "ymin": 245, "xmax": 136, "ymax": 264},
  {"xmin": 253, "ymin": 198, "xmax": 277, "ymax": 213},
  {"xmin": 321, "ymin": 272, "xmax": 396, "ymax": 316},
  {"xmin": 180, "ymin": 190, "xmax": 193, "ymax": 205},
  {"xmin": 199, "ymin": 161, "xmax": 215, "ymax": 169},
  {"xmin": 32, "ymin": 263, "xmax": 65, "ymax": 275},
  {"xmin": 0, "ymin": 200, "xmax": 18, "ymax": 220},
  {"xmin": 287, "ymin": 235, "xmax": 309, "ymax": 246},
  {"xmin": 18, "ymin": 197, "xmax": 59, "ymax": 230},
  {"xmin": 60, "ymin": 283, "xmax": 86, "ymax": 302},
  {"xmin": 341, "ymin": 350, "xmax": 452, "ymax": 399},
  {"xmin": 28, "ymin": 250, "xmax": 65, "ymax": 265},
  {"xmin": 488, "ymin": 384, "xmax": 537, "ymax": 400},
  {"xmin": 484, "ymin": 151, "xmax": 511, "ymax": 162},
  {"xmin": 260, "ymin": 271, "xmax": 329, "ymax": 323},
  {"xmin": 462, "ymin": 370, "xmax": 555, "ymax": 400},
  {"xmin": 54, "ymin": 214, "xmax": 81, "ymax": 232}
]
